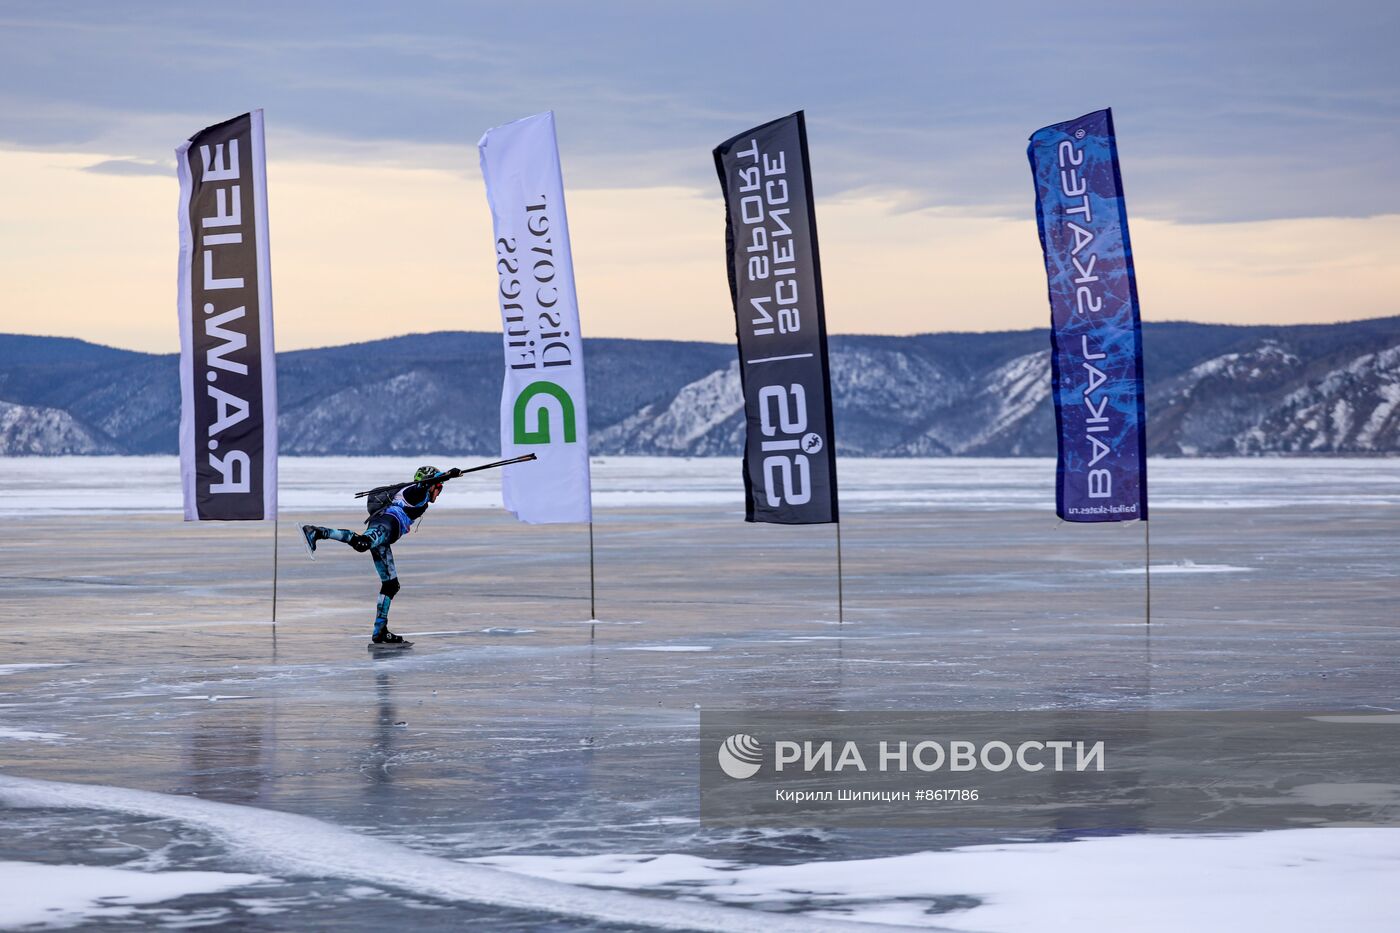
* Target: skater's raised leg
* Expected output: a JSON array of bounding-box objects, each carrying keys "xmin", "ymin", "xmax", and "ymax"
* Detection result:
[{"xmin": 303, "ymin": 524, "xmax": 381, "ymax": 553}]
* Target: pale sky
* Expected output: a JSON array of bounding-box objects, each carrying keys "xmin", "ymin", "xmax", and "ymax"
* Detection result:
[{"xmin": 1, "ymin": 1, "xmax": 1397, "ymax": 352}]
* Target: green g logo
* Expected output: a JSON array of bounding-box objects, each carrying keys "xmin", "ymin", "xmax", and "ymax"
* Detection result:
[{"xmin": 513, "ymin": 381, "xmax": 577, "ymax": 444}]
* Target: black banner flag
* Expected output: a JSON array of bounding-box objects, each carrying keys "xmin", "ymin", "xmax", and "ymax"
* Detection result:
[
  {"xmin": 176, "ymin": 111, "xmax": 278, "ymax": 521},
  {"xmin": 714, "ymin": 112, "xmax": 838, "ymax": 524}
]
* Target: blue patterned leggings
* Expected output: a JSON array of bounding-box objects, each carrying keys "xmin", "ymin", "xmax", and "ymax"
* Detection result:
[{"xmin": 321, "ymin": 522, "xmax": 398, "ymax": 635}]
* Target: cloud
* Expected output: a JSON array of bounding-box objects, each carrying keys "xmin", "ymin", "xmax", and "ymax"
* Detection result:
[
  {"xmin": 0, "ymin": 2, "xmax": 1397, "ymax": 225},
  {"xmin": 81, "ymin": 158, "xmax": 172, "ymax": 177}
]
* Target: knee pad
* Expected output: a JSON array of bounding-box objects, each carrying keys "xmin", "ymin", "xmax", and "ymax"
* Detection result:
[{"xmin": 379, "ymin": 578, "xmax": 400, "ymax": 599}]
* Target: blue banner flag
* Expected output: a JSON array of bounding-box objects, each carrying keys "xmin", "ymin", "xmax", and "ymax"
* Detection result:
[{"xmin": 1028, "ymin": 108, "xmax": 1148, "ymax": 523}]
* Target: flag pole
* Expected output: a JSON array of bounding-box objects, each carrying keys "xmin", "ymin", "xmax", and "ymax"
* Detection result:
[
  {"xmin": 1144, "ymin": 520, "xmax": 1151, "ymax": 626},
  {"xmin": 271, "ymin": 517, "xmax": 280, "ymax": 630},
  {"xmin": 588, "ymin": 520, "xmax": 597, "ymax": 624},
  {"xmin": 835, "ymin": 522, "xmax": 845, "ymax": 625}
]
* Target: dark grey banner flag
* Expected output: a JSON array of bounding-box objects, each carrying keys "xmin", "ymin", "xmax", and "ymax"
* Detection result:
[
  {"xmin": 714, "ymin": 112, "xmax": 838, "ymax": 524},
  {"xmin": 176, "ymin": 111, "xmax": 278, "ymax": 521}
]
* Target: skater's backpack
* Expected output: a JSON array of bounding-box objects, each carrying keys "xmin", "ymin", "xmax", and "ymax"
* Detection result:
[{"xmin": 362, "ymin": 484, "xmax": 405, "ymax": 516}]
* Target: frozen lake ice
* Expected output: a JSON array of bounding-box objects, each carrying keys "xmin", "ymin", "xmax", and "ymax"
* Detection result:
[
  {"xmin": 2, "ymin": 456, "xmax": 1399, "ymax": 930},
  {"xmin": 6, "ymin": 454, "xmax": 1400, "ymax": 515}
]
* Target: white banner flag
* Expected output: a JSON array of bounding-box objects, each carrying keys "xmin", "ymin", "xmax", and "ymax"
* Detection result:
[{"xmin": 478, "ymin": 112, "xmax": 592, "ymax": 524}]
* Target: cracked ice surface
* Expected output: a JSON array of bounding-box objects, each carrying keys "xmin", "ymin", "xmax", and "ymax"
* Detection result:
[{"xmin": 2, "ymin": 456, "xmax": 1398, "ymax": 930}]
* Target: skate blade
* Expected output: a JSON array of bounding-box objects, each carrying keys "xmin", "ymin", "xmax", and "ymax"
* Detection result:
[{"xmin": 367, "ymin": 641, "xmax": 414, "ymax": 651}]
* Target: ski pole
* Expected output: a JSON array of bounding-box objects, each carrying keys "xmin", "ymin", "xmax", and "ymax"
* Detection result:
[
  {"xmin": 354, "ymin": 454, "xmax": 537, "ymax": 498},
  {"xmin": 446, "ymin": 453, "xmax": 538, "ymax": 477}
]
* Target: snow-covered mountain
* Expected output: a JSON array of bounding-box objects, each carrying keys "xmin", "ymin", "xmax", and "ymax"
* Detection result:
[
  {"xmin": 0, "ymin": 400, "xmax": 120, "ymax": 454},
  {"xmin": 2, "ymin": 318, "xmax": 1398, "ymax": 456},
  {"xmin": 1239, "ymin": 344, "xmax": 1400, "ymax": 453}
]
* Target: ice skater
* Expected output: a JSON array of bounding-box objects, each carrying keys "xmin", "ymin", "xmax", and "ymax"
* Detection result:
[
  {"xmin": 300, "ymin": 464, "xmax": 462, "ymax": 648},
  {"xmin": 298, "ymin": 455, "xmax": 536, "ymax": 648}
]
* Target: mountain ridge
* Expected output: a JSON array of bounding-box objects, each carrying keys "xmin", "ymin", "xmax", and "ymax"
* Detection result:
[{"xmin": 2, "ymin": 317, "xmax": 1398, "ymax": 456}]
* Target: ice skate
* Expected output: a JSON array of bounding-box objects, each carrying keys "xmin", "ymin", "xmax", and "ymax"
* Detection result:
[
  {"xmin": 298, "ymin": 523, "xmax": 321, "ymax": 560},
  {"xmin": 368, "ymin": 629, "xmax": 413, "ymax": 651}
]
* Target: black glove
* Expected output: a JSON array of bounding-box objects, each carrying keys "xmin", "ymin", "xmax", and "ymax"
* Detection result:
[{"xmin": 446, "ymin": 468, "xmax": 463, "ymax": 480}]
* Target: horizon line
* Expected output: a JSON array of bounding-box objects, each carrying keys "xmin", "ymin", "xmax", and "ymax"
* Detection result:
[{"xmin": 4, "ymin": 313, "xmax": 1399, "ymax": 357}]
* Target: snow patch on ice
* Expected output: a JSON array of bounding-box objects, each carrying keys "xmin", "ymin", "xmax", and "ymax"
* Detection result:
[
  {"xmin": 1110, "ymin": 561, "xmax": 1254, "ymax": 575},
  {"xmin": 1310, "ymin": 714, "xmax": 1400, "ymax": 724},
  {"xmin": 0, "ymin": 860, "xmax": 269, "ymax": 929},
  {"xmin": 172, "ymin": 695, "xmax": 256, "ymax": 702},
  {"xmin": 0, "ymin": 727, "xmax": 68, "ymax": 743},
  {"xmin": 0, "ymin": 774, "xmax": 897, "ymax": 932},
  {"xmin": 559, "ymin": 618, "xmax": 646, "ymax": 625},
  {"xmin": 232, "ymin": 897, "xmax": 294, "ymax": 915},
  {"xmin": 0, "ymin": 663, "xmax": 73, "ymax": 677},
  {"xmin": 477, "ymin": 828, "xmax": 1400, "ymax": 932},
  {"xmin": 620, "ymin": 645, "xmax": 713, "ymax": 652}
]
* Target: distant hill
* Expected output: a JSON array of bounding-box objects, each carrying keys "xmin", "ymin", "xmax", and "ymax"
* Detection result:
[{"xmin": 2, "ymin": 318, "xmax": 1398, "ymax": 456}]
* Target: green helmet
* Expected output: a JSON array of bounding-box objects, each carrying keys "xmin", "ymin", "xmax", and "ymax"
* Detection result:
[{"xmin": 413, "ymin": 465, "xmax": 440, "ymax": 483}]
